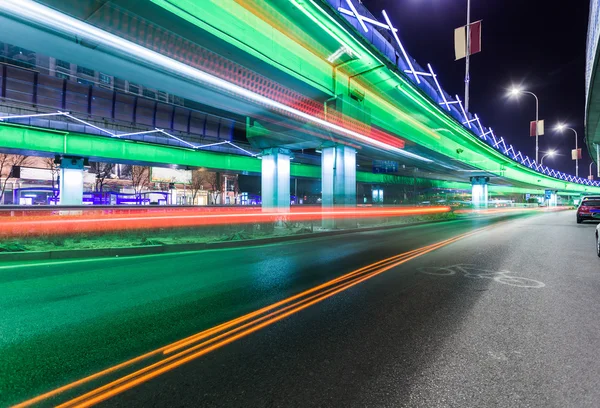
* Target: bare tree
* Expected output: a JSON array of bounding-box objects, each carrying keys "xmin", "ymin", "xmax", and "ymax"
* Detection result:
[
  {"xmin": 131, "ymin": 166, "xmax": 150, "ymax": 197},
  {"xmin": 205, "ymin": 171, "xmax": 222, "ymax": 205},
  {"xmin": 232, "ymin": 174, "xmax": 240, "ymax": 205},
  {"xmin": 90, "ymin": 162, "xmax": 115, "ymax": 192},
  {"xmin": 189, "ymin": 169, "xmax": 208, "ymax": 204},
  {"xmin": 0, "ymin": 154, "xmax": 31, "ymax": 204},
  {"xmin": 119, "ymin": 164, "xmax": 133, "ymax": 180},
  {"xmin": 44, "ymin": 157, "xmax": 59, "ymax": 198}
]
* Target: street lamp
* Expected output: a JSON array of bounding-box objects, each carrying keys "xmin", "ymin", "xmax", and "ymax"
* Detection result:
[
  {"xmin": 554, "ymin": 123, "xmax": 579, "ymax": 177},
  {"xmin": 508, "ymin": 86, "xmax": 540, "ymax": 163},
  {"xmin": 508, "ymin": 86, "xmax": 521, "ymax": 97},
  {"xmin": 540, "ymin": 149, "xmax": 556, "ymax": 166}
]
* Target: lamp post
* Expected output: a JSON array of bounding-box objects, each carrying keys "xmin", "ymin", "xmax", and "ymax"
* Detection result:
[
  {"xmin": 508, "ymin": 87, "xmax": 540, "ymax": 163},
  {"xmin": 540, "ymin": 150, "xmax": 556, "ymax": 166},
  {"xmin": 554, "ymin": 124, "xmax": 579, "ymax": 177},
  {"xmin": 465, "ymin": 0, "xmax": 472, "ymax": 112}
]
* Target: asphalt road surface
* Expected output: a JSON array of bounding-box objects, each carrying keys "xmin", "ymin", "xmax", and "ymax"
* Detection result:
[{"xmin": 3, "ymin": 210, "xmax": 600, "ymax": 407}]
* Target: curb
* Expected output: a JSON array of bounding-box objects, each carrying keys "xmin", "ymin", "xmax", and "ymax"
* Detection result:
[{"xmin": 0, "ymin": 219, "xmax": 451, "ymax": 262}]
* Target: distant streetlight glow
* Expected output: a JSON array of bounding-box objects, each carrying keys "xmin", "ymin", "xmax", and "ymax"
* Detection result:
[
  {"xmin": 507, "ymin": 86, "xmax": 540, "ymax": 163},
  {"xmin": 554, "ymin": 123, "xmax": 566, "ymax": 132},
  {"xmin": 508, "ymin": 86, "xmax": 522, "ymax": 97},
  {"xmin": 540, "ymin": 149, "xmax": 556, "ymax": 166}
]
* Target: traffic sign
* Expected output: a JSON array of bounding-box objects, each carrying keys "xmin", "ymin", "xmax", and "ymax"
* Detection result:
[{"xmin": 373, "ymin": 160, "xmax": 398, "ymax": 174}]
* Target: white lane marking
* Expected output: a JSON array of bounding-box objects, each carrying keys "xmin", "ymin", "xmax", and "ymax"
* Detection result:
[{"xmin": 418, "ymin": 264, "xmax": 545, "ymax": 288}]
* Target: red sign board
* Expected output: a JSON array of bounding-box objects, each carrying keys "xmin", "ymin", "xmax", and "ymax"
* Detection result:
[
  {"xmin": 469, "ymin": 20, "xmax": 482, "ymax": 55},
  {"xmin": 530, "ymin": 120, "xmax": 545, "ymax": 136}
]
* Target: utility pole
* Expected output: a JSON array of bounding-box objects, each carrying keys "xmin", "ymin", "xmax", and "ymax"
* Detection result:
[
  {"xmin": 575, "ymin": 129, "xmax": 579, "ymax": 177},
  {"xmin": 464, "ymin": 0, "xmax": 471, "ymax": 112}
]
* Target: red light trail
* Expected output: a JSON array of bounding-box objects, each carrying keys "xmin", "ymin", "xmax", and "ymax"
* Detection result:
[{"xmin": 0, "ymin": 206, "xmax": 450, "ymax": 238}]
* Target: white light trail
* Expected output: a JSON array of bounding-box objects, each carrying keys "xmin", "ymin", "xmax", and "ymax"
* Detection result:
[{"xmin": 0, "ymin": 0, "xmax": 431, "ymax": 162}]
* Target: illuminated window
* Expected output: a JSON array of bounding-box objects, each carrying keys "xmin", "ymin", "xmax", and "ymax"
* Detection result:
[
  {"xmin": 372, "ymin": 188, "xmax": 384, "ymax": 203},
  {"xmin": 168, "ymin": 94, "xmax": 184, "ymax": 105},
  {"xmin": 99, "ymin": 73, "xmax": 111, "ymax": 85},
  {"xmin": 56, "ymin": 59, "xmax": 70, "ymax": 69},
  {"xmin": 128, "ymin": 83, "xmax": 140, "ymax": 94},
  {"xmin": 142, "ymin": 89, "xmax": 156, "ymax": 99},
  {"xmin": 76, "ymin": 66, "xmax": 95, "ymax": 76}
]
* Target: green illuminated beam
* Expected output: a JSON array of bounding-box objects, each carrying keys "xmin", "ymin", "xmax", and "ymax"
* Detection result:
[
  {"xmin": 0, "ymin": 123, "xmax": 455, "ymax": 185},
  {"xmin": 1, "ymin": 122, "xmax": 596, "ymax": 194},
  {"xmin": 0, "ymin": 123, "xmax": 422, "ymax": 184},
  {"xmin": 0, "ymin": 123, "xmax": 262, "ymax": 172},
  {"xmin": 149, "ymin": 0, "xmax": 333, "ymax": 94}
]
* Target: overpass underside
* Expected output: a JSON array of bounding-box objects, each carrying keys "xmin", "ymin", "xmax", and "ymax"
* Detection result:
[{"xmin": 586, "ymin": 0, "xmax": 600, "ymax": 172}]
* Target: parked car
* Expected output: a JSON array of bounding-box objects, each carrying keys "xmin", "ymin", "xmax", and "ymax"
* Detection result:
[
  {"xmin": 575, "ymin": 195, "xmax": 600, "ymax": 206},
  {"xmin": 596, "ymin": 224, "xmax": 600, "ymax": 257},
  {"xmin": 576, "ymin": 199, "xmax": 600, "ymax": 223},
  {"xmin": 581, "ymin": 195, "xmax": 600, "ymax": 202}
]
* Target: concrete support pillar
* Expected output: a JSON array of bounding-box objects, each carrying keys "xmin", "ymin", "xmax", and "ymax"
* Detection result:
[
  {"xmin": 549, "ymin": 192, "xmax": 558, "ymax": 207},
  {"xmin": 261, "ymin": 148, "xmax": 290, "ymax": 211},
  {"xmin": 471, "ymin": 176, "xmax": 489, "ymax": 209},
  {"xmin": 322, "ymin": 145, "xmax": 356, "ymax": 228},
  {"xmin": 168, "ymin": 185, "xmax": 176, "ymax": 205},
  {"xmin": 597, "ymin": 144, "xmax": 599, "ymax": 178},
  {"xmin": 59, "ymin": 157, "xmax": 84, "ymax": 205}
]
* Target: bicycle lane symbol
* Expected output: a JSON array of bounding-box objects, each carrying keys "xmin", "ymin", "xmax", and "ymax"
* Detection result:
[{"xmin": 418, "ymin": 264, "xmax": 545, "ymax": 289}]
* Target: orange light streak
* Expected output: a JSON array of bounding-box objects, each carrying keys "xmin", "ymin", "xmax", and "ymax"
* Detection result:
[
  {"xmin": 14, "ymin": 226, "xmax": 488, "ymax": 408},
  {"xmin": 58, "ymin": 228, "xmax": 485, "ymax": 408},
  {"xmin": 13, "ymin": 238, "xmax": 452, "ymax": 408}
]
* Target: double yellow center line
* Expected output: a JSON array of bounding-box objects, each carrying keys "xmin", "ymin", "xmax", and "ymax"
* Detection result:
[{"xmin": 14, "ymin": 227, "xmax": 488, "ymax": 408}]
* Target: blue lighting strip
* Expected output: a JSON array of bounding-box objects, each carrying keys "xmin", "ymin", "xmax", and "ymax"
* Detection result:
[{"xmin": 330, "ymin": 0, "xmax": 600, "ymax": 187}]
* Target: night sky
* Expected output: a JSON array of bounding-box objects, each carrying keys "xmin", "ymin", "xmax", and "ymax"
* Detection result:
[{"xmin": 362, "ymin": 0, "xmax": 591, "ymax": 176}]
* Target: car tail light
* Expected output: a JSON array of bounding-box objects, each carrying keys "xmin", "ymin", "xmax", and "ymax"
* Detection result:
[{"xmin": 580, "ymin": 206, "xmax": 590, "ymax": 212}]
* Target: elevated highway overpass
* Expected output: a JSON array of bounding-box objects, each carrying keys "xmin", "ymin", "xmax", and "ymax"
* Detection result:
[
  {"xmin": 0, "ymin": 0, "xmax": 598, "ymax": 206},
  {"xmin": 586, "ymin": 0, "xmax": 600, "ymax": 170}
]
